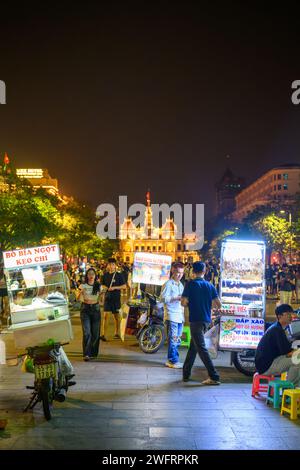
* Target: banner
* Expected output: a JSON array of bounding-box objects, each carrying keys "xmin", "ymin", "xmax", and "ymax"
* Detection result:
[
  {"xmin": 219, "ymin": 315, "xmax": 265, "ymax": 349},
  {"xmin": 3, "ymin": 244, "xmax": 60, "ymax": 269},
  {"xmin": 132, "ymin": 252, "xmax": 172, "ymax": 286}
]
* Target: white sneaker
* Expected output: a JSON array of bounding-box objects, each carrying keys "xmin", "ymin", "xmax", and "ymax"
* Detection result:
[{"xmin": 165, "ymin": 361, "xmax": 183, "ymax": 369}]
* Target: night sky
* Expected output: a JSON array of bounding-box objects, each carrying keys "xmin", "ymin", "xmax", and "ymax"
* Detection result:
[{"xmin": 0, "ymin": 2, "xmax": 300, "ymax": 219}]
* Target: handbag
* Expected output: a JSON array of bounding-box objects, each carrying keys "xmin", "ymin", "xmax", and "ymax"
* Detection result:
[{"xmin": 105, "ymin": 271, "xmax": 117, "ymax": 301}]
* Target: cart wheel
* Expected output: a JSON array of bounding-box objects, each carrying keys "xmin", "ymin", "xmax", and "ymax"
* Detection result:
[{"xmin": 232, "ymin": 350, "xmax": 256, "ymax": 377}]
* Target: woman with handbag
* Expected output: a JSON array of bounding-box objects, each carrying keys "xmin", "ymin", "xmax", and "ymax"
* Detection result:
[{"xmin": 77, "ymin": 268, "xmax": 102, "ymax": 361}]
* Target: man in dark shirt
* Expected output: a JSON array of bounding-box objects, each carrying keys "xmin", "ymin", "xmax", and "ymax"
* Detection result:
[
  {"xmin": 101, "ymin": 258, "xmax": 126, "ymax": 341},
  {"xmin": 255, "ymin": 304, "xmax": 300, "ymax": 387},
  {"xmin": 181, "ymin": 261, "xmax": 221, "ymax": 385}
]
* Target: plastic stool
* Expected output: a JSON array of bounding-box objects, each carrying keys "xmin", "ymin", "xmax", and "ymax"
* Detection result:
[
  {"xmin": 281, "ymin": 389, "xmax": 300, "ymax": 420},
  {"xmin": 181, "ymin": 326, "xmax": 191, "ymax": 347},
  {"xmin": 266, "ymin": 380, "xmax": 295, "ymax": 409},
  {"xmin": 251, "ymin": 373, "xmax": 275, "ymax": 397}
]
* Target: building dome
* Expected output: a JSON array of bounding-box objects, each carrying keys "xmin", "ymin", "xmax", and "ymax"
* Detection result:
[{"xmin": 161, "ymin": 218, "xmax": 176, "ymax": 239}]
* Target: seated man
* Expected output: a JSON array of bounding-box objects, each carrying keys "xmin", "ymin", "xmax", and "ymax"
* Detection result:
[{"xmin": 255, "ymin": 304, "xmax": 300, "ymax": 387}]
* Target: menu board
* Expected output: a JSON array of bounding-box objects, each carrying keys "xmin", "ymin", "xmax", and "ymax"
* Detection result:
[
  {"xmin": 220, "ymin": 240, "xmax": 265, "ymax": 308},
  {"xmin": 219, "ymin": 315, "xmax": 265, "ymax": 349},
  {"xmin": 132, "ymin": 252, "xmax": 172, "ymax": 286}
]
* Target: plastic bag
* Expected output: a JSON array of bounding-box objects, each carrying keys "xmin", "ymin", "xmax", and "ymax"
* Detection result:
[{"xmin": 204, "ymin": 324, "xmax": 219, "ymax": 359}]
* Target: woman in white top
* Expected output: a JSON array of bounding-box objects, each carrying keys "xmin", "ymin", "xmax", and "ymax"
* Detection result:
[{"xmin": 77, "ymin": 268, "xmax": 102, "ymax": 361}]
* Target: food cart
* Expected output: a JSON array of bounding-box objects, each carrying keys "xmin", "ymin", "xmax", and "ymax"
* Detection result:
[
  {"xmin": 3, "ymin": 243, "xmax": 73, "ymax": 349},
  {"xmin": 218, "ymin": 239, "xmax": 266, "ymax": 375}
]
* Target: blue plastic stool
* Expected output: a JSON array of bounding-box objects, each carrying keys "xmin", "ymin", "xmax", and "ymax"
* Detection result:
[{"xmin": 266, "ymin": 380, "xmax": 295, "ymax": 409}]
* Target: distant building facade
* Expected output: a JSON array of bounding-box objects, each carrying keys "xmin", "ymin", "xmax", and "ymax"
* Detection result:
[
  {"xmin": 118, "ymin": 193, "xmax": 200, "ymax": 263},
  {"xmin": 232, "ymin": 164, "xmax": 300, "ymax": 221},
  {"xmin": 16, "ymin": 168, "xmax": 59, "ymax": 195},
  {"xmin": 215, "ymin": 167, "xmax": 246, "ymax": 217}
]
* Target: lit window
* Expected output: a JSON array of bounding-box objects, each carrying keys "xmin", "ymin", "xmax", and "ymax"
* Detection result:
[
  {"xmin": 283, "ymin": 174, "xmax": 288, "ymax": 180},
  {"xmin": 283, "ymin": 184, "xmax": 288, "ymax": 190},
  {"xmin": 278, "ymin": 185, "xmax": 281, "ymax": 190}
]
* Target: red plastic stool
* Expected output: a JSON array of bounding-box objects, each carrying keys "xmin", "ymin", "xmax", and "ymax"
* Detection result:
[{"xmin": 251, "ymin": 373, "xmax": 275, "ymax": 397}]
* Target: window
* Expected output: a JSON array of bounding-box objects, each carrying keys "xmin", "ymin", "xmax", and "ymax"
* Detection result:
[
  {"xmin": 141, "ymin": 246, "xmax": 145, "ymax": 251},
  {"xmin": 278, "ymin": 185, "xmax": 281, "ymax": 190},
  {"xmin": 152, "ymin": 246, "xmax": 156, "ymax": 251},
  {"xmin": 147, "ymin": 246, "xmax": 151, "ymax": 251},
  {"xmin": 177, "ymin": 244, "xmax": 181, "ymax": 251},
  {"xmin": 158, "ymin": 246, "xmax": 162, "ymax": 251},
  {"xmin": 278, "ymin": 174, "xmax": 281, "ymax": 180},
  {"xmin": 135, "ymin": 246, "xmax": 139, "ymax": 251},
  {"xmin": 283, "ymin": 184, "xmax": 288, "ymax": 190},
  {"xmin": 126, "ymin": 257, "xmax": 130, "ymax": 262},
  {"xmin": 274, "ymin": 175, "xmax": 276, "ymax": 180},
  {"xmin": 283, "ymin": 174, "xmax": 288, "ymax": 180},
  {"xmin": 274, "ymin": 185, "xmax": 276, "ymax": 191}
]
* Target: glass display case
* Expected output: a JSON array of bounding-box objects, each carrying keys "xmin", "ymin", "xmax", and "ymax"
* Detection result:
[
  {"xmin": 218, "ymin": 239, "xmax": 266, "ymax": 350},
  {"xmin": 3, "ymin": 244, "xmax": 73, "ymax": 348},
  {"xmin": 5, "ymin": 261, "xmax": 69, "ymax": 326}
]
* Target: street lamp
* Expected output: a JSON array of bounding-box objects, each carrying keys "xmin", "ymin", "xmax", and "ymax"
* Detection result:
[{"xmin": 279, "ymin": 210, "xmax": 292, "ymax": 263}]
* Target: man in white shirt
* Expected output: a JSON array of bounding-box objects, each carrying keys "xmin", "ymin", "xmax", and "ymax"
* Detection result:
[{"xmin": 160, "ymin": 262, "xmax": 185, "ymax": 368}]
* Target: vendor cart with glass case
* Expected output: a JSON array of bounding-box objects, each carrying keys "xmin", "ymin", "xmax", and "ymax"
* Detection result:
[{"xmin": 218, "ymin": 239, "xmax": 266, "ymax": 376}]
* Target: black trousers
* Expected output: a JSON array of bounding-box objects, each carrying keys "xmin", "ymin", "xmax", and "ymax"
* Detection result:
[
  {"xmin": 80, "ymin": 304, "xmax": 101, "ymax": 358},
  {"xmin": 183, "ymin": 321, "xmax": 219, "ymax": 381}
]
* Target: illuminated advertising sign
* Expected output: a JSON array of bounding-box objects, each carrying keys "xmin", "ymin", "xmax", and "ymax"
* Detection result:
[
  {"xmin": 219, "ymin": 315, "xmax": 265, "ymax": 349},
  {"xmin": 220, "ymin": 239, "xmax": 265, "ymax": 309},
  {"xmin": 132, "ymin": 252, "xmax": 172, "ymax": 286},
  {"xmin": 3, "ymin": 244, "xmax": 60, "ymax": 269}
]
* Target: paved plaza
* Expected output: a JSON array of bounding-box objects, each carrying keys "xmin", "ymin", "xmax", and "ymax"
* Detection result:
[{"xmin": 0, "ymin": 312, "xmax": 300, "ymax": 451}]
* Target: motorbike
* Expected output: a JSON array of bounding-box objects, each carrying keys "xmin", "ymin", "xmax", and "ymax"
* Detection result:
[
  {"xmin": 21, "ymin": 341, "xmax": 75, "ymax": 420},
  {"xmin": 135, "ymin": 293, "xmax": 166, "ymax": 354}
]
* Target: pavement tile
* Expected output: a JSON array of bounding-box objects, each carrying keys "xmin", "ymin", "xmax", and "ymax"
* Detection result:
[
  {"xmin": 150, "ymin": 409, "xmax": 224, "ymax": 418},
  {"xmin": 144, "ymin": 438, "xmax": 197, "ymax": 450},
  {"xmin": 194, "ymin": 437, "xmax": 288, "ymax": 450},
  {"xmin": 281, "ymin": 437, "xmax": 300, "ymax": 450},
  {"xmin": 150, "ymin": 426, "xmax": 236, "ymax": 438}
]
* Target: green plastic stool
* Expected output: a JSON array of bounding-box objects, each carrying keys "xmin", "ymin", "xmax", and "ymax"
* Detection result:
[
  {"xmin": 266, "ymin": 380, "xmax": 295, "ymax": 409},
  {"xmin": 181, "ymin": 326, "xmax": 191, "ymax": 347}
]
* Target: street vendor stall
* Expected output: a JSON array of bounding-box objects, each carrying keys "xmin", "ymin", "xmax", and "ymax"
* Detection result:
[
  {"xmin": 217, "ymin": 239, "xmax": 266, "ymax": 375},
  {"xmin": 3, "ymin": 244, "xmax": 73, "ymax": 349}
]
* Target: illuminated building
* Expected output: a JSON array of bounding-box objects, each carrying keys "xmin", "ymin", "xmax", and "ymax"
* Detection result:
[
  {"xmin": 16, "ymin": 168, "xmax": 59, "ymax": 195},
  {"xmin": 215, "ymin": 167, "xmax": 246, "ymax": 217},
  {"xmin": 118, "ymin": 192, "xmax": 200, "ymax": 263},
  {"xmin": 232, "ymin": 164, "xmax": 300, "ymax": 221}
]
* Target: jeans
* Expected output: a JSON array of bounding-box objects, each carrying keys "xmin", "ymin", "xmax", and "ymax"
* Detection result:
[
  {"xmin": 80, "ymin": 304, "xmax": 101, "ymax": 358},
  {"xmin": 165, "ymin": 320, "xmax": 183, "ymax": 364},
  {"xmin": 183, "ymin": 321, "xmax": 220, "ymax": 381},
  {"xmin": 263, "ymin": 354, "xmax": 300, "ymax": 387}
]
